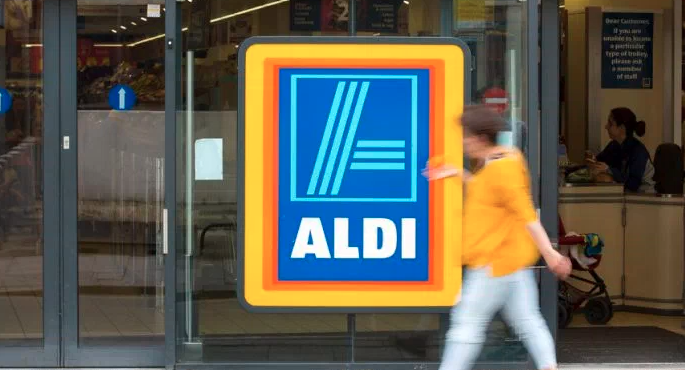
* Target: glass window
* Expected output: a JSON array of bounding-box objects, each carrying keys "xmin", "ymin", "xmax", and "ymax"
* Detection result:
[
  {"xmin": 76, "ymin": 2, "xmax": 166, "ymax": 346},
  {"xmin": 453, "ymin": 0, "xmax": 530, "ymax": 364},
  {"xmin": 0, "ymin": 0, "xmax": 44, "ymax": 345},
  {"xmin": 175, "ymin": 0, "xmax": 350, "ymax": 363},
  {"xmin": 352, "ymin": 0, "xmax": 444, "ymax": 363},
  {"xmin": 455, "ymin": 0, "xmax": 528, "ymax": 152},
  {"xmin": 356, "ymin": 0, "xmax": 440, "ymax": 36},
  {"xmin": 175, "ymin": 0, "xmax": 532, "ymax": 365}
]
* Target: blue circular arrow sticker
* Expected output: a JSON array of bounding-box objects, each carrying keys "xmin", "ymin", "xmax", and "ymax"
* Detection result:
[
  {"xmin": 108, "ymin": 84, "xmax": 137, "ymax": 111},
  {"xmin": 0, "ymin": 88, "xmax": 13, "ymax": 114}
]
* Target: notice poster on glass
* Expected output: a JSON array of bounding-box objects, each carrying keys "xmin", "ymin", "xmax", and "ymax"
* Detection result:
[
  {"xmin": 321, "ymin": 0, "xmax": 351, "ymax": 32},
  {"xmin": 359, "ymin": 0, "xmax": 399, "ymax": 33},
  {"xmin": 453, "ymin": 0, "xmax": 494, "ymax": 30},
  {"xmin": 187, "ymin": 0, "xmax": 210, "ymax": 50},
  {"xmin": 291, "ymin": 0, "xmax": 398, "ymax": 33},
  {"xmin": 601, "ymin": 12, "xmax": 654, "ymax": 89},
  {"xmin": 290, "ymin": 0, "xmax": 321, "ymax": 31}
]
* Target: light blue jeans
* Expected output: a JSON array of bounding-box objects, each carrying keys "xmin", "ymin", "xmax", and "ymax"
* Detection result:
[{"xmin": 439, "ymin": 267, "xmax": 557, "ymax": 370}]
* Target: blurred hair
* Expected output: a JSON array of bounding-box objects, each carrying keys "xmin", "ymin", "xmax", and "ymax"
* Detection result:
[{"xmin": 459, "ymin": 104, "xmax": 507, "ymax": 144}]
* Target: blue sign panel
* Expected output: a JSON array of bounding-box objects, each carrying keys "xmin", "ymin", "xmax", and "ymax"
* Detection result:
[
  {"xmin": 0, "ymin": 88, "xmax": 12, "ymax": 114},
  {"xmin": 108, "ymin": 84, "xmax": 137, "ymax": 110},
  {"xmin": 277, "ymin": 68, "xmax": 430, "ymax": 283},
  {"xmin": 601, "ymin": 12, "xmax": 653, "ymax": 89}
]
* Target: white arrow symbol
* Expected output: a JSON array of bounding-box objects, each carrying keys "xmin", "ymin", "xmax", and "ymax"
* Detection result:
[{"xmin": 118, "ymin": 87, "xmax": 126, "ymax": 110}]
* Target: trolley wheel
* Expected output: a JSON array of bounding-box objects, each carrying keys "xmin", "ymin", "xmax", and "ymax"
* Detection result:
[
  {"xmin": 558, "ymin": 302, "xmax": 573, "ymax": 329},
  {"xmin": 603, "ymin": 297, "xmax": 614, "ymax": 321},
  {"xmin": 584, "ymin": 297, "xmax": 612, "ymax": 325}
]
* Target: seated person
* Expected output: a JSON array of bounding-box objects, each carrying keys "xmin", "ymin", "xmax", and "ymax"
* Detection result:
[{"xmin": 587, "ymin": 107, "xmax": 655, "ymax": 193}]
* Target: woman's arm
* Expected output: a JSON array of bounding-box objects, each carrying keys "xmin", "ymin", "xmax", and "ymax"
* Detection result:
[
  {"xmin": 624, "ymin": 148, "xmax": 650, "ymax": 192},
  {"xmin": 589, "ymin": 161, "xmax": 621, "ymax": 182},
  {"xmin": 527, "ymin": 221, "xmax": 571, "ymax": 279},
  {"xmin": 595, "ymin": 141, "xmax": 619, "ymax": 164},
  {"xmin": 422, "ymin": 163, "xmax": 471, "ymax": 181},
  {"xmin": 495, "ymin": 159, "xmax": 572, "ymax": 279}
]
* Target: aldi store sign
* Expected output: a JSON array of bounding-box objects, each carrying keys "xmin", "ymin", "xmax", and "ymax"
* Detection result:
[{"xmin": 239, "ymin": 37, "xmax": 468, "ymax": 312}]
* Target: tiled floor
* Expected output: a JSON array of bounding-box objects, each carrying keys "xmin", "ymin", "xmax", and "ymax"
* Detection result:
[
  {"xmin": 1, "ymin": 235, "xmax": 683, "ymax": 362},
  {"xmin": 567, "ymin": 311, "xmax": 685, "ymax": 336},
  {"xmin": 0, "ymin": 293, "xmax": 165, "ymax": 340},
  {"xmin": 2, "ymin": 290, "xmax": 683, "ymax": 340},
  {"xmin": 561, "ymin": 367, "xmax": 685, "ymax": 369},
  {"xmin": 0, "ymin": 237, "xmax": 165, "ymax": 340}
]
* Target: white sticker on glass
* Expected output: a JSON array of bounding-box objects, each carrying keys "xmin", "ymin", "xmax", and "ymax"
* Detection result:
[
  {"xmin": 147, "ymin": 4, "xmax": 161, "ymax": 18},
  {"xmin": 195, "ymin": 138, "xmax": 223, "ymax": 181}
]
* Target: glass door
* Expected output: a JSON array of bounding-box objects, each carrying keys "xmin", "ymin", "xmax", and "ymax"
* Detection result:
[
  {"xmin": 0, "ymin": 0, "xmax": 60, "ymax": 366},
  {"xmin": 59, "ymin": 0, "xmax": 166, "ymax": 366},
  {"xmin": 169, "ymin": 0, "xmax": 355, "ymax": 364}
]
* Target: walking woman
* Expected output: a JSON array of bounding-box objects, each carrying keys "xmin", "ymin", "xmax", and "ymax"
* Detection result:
[{"xmin": 424, "ymin": 105, "xmax": 571, "ymax": 370}]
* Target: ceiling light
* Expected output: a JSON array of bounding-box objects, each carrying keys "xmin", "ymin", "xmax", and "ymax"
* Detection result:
[
  {"xmin": 140, "ymin": 17, "xmax": 147, "ymax": 21},
  {"xmin": 23, "ymin": 44, "xmax": 43, "ymax": 48},
  {"xmin": 210, "ymin": 0, "xmax": 288, "ymax": 23},
  {"xmin": 403, "ymin": 0, "xmax": 409, "ymax": 3},
  {"xmin": 111, "ymin": 29, "xmax": 117, "ymax": 33},
  {"xmin": 131, "ymin": 21, "xmax": 137, "ymax": 26},
  {"xmin": 94, "ymin": 43, "xmax": 124, "ymax": 48},
  {"xmin": 120, "ymin": 25, "xmax": 127, "ymax": 30},
  {"xmin": 128, "ymin": 1, "xmax": 287, "ymax": 47}
]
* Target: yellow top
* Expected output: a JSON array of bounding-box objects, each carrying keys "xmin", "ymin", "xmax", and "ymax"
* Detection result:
[{"xmin": 462, "ymin": 148, "xmax": 540, "ymax": 277}]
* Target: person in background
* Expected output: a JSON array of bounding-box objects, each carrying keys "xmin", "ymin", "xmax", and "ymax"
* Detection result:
[
  {"xmin": 587, "ymin": 107, "xmax": 655, "ymax": 193},
  {"xmin": 424, "ymin": 105, "xmax": 571, "ymax": 370}
]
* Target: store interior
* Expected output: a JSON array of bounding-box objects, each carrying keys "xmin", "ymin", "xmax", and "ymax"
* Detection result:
[
  {"xmin": 557, "ymin": 0, "xmax": 685, "ymax": 364},
  {"xmin": 0, "ymin": 0, "xmax": 168, "ymax": 346}
]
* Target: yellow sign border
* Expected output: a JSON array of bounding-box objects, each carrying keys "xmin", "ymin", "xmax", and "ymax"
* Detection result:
[{"xmin": 239, "ymin": 37, "xmax": 468, "ymax": 311}]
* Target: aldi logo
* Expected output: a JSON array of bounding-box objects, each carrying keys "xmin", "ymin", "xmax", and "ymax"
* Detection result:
[
  {"xmin": 289, "ymin": 74, "xmax": 420, "ymax": 202},
  {"xmin": 280, "ymin": 69, "xmax": 428, "ymax": 283},
  {"xmin": 239, "ymin": 37, "xmax": 468, "ymax": 311}
]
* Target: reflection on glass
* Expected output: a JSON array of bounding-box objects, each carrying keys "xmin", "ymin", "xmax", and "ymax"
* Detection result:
[
  {"xmin": 449, "ymin": 0, "xmax": 530, "ymax": 363},
  {"xmin": 176, "ymin": 0, "xmax": 351, "ymax": 363},
  {"xmin": 76, "ymin": 2, "xmax": 165, "ymax": 344},
  {"xmin": 355, "ymin": 314, "xmax": 442, "ymax": 361},
  {"xmin": 351, "ymin": 0, "xmax": 446, "ymax": 362},
  {"xmin": 357, "ymin": 0, "xmax": 440, "ymax": 36},
  {"xmin": 455, "ymin": 0, "xmax": 528, "ymax": 151},
  {"xmin": 0, "ymin": 0, "xmax": 44, "ymax": 344}
]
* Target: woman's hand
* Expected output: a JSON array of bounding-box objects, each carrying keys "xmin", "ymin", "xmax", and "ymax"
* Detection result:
[
  {"xmin": 588, "ymin": 160, "xmax": 609, "ymax": 173},
  {"xmin": 526, "ymin": 221, "xmax": 572, "ymax": 280},
  {"xmin": 546, "ymin": 253, "xmax": 572, "ymax": 280},
  {"xmin": 422, "ymin": 163, "xmax": 460, "ymax": 180},
  {"xmin": 422, "ymin": 161, "xmax": 471, "ymax": 181}
]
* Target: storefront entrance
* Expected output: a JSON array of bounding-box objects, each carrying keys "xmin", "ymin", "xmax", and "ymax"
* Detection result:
[
  {"xmin": 0, "ymin": 0, "xmax": 166, "ymax": 367},
  {"xmin": 0, "ymin": 0, "xmax": 566, "ymax": 368}
]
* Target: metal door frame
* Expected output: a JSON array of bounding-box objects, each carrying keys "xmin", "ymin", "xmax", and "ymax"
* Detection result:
[
  {"xmin": 539, "ymin": 0, "xmax": 561, "ymax": 346},
  {"xmin": 0, "ymin": 0, "xmax": 61, "ymax": 365},
  {"xmin": 59, "ymin": 0, "xmax": 165, "ymax": 366},
  {"xmin": 164, "ymin": 0, "xmax": 179, "ymax": 368}
]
